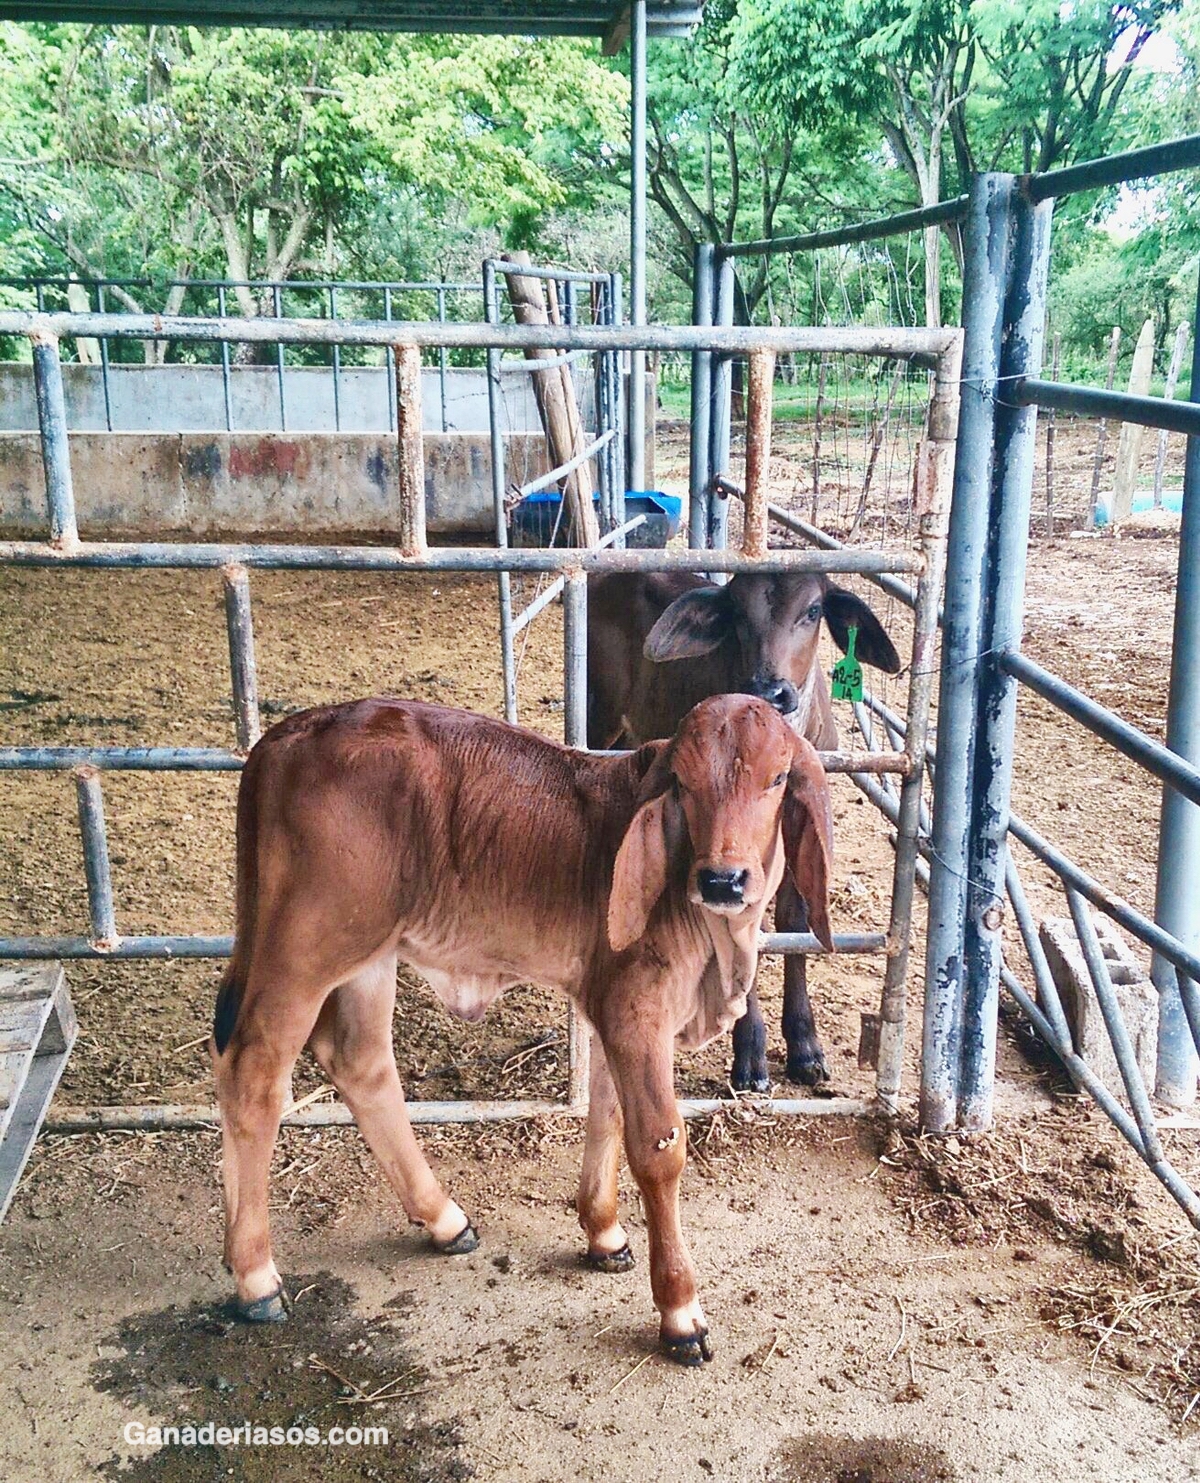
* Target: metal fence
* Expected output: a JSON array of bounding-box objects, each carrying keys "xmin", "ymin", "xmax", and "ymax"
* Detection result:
[
  {"xmin": 0, "ymin": 275, "xmax": 485, "ymax": 434},
  {"xmin": 0, "ymin": 301, "xmax": 960, "ymax": 1128},
  {"xmin": 703, "ymin": 133, "xmax": 1200, "ymax": 1229}
]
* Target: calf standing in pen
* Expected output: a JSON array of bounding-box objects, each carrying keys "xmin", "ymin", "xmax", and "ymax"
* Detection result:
[
  {"xmin": 211, "ymin": 693, "xmax": 834, "ymax": 1364},
  {"xmin": 588, "ymin": 570, "xmax": 899, "ymax": 1090}
]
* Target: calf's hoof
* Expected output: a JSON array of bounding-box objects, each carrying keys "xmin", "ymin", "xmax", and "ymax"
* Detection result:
[
  {"xmin": 236, "ymin": 1284, "xmax": 291, "ymax": 1324},
  {"xmin": 730, "ymin": 1068, "xmax": 771, "ymax": 1094},
  {"xmin": 785, "ymin": 1050, "xmax": 830, "ymax": 1087},
  {"xmin": 660, "ymin": 1328, "xmax": 714, "ymax": 1366},
  {"xmin": 434, "ymin": 1221, "xmax": 480, "ymax": 1256},
  {"xmin": 584, "ymin": 1243, "xmax": 635, "ymax": 1274}
]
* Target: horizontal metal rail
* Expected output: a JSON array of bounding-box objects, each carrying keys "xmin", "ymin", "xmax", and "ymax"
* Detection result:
[
  {"xmin": 1013, "ymin": 376, "xmax": 1200, "ymax": 436},
  {"xmin": 518, "ymin": 429, "xmax": 615, "ymax": 499},
  {"xmin": 0, "ymin": 930, "xmax": 889, "ymax": 962},
  {"xmin": 0, "ymin": 313, "xmax": 960, "ymax": 364},
  {"xmin": 721, "ymin": 196, "xmax": 969, "ymax": 259},
  {"xmin": 498, "ymin": 349, "xmax": 592, "ymax": 373},
  {"xmin": 1000, "ymin": 649, "xmax": 1200, "ymax": 807},
  {"xmin": 0, "ymin": 541, "xmax": 920, "ymax": 576},
  {"xmin": 1007, "ymin": 814, "xmax": 1200, "ymax": 985},
  {"xmin": 510, "ymin": 515, "xmax": 648, "ymax": 636},
  {"xmin": 1026, "ymin": 132, "xmax": 1200, "ymax": 202},
  {"xmin": 3, "ymin": 276, "xmax": 482, "ymax": 294},
  {"xmin": 43, "ymin": 1093, "xmax": 873, "ymax": 1134}
]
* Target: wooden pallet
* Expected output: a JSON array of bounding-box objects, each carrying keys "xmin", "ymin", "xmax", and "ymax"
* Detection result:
[{"xmin": 0, "ymin": 964, "xmax": 77, "ymax": 1222}]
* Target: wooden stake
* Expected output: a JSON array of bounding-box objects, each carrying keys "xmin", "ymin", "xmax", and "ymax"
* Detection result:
[{"xmin": 1153, "ymin": 321, "xmax": 1189, "ymax": 508}]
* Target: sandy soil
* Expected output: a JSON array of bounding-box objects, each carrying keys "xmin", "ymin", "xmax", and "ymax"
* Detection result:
[{"xmin": 1, "ymin": 417, "xmax": 1198, "ymax": 1480}]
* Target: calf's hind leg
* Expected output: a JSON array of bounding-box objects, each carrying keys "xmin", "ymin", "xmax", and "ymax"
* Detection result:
[{"xmin": 308, "ymin": 956, "xmax": 476, "ymax": 1252}]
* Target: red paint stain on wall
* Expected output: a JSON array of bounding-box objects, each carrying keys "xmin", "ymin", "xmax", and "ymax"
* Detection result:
[{"xmin": 228, "ymin": 439, "xmax": 312, "ymax": 480}]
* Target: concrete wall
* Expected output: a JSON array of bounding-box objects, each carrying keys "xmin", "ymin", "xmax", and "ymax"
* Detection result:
[
  {"xmin": 0, "ymin": 431, "xmax": 551, "ymax": 536},
  {"xmin": 0, "ymin": 363, "xmax": 589, "ymax": 436}
]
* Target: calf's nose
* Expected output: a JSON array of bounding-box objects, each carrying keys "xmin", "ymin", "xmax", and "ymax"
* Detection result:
[
  {"xmin": 696, "ymin": 867, "xmax": 749, "ymax": 907},
  {"xmin": 748, "ymin": 676, "xmax": 800, "ymax": 716}
]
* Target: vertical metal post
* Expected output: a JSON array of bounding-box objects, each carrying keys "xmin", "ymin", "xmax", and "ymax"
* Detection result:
[
  {"xmin": 875, "ymin": 339, "xmax": 961, "ymax": 1114},
  {"xmin": 958, "ymin": 185, "xmax": 1053, "ymax": 1132},
  {"xmin": 273, "ymin": 285, "xmax": 287, "ymax": 432},
  {"xmin": 437, "ymin": 286, "xmax": 449, "ymax": 433},
  {"xmin": 395, "ymin": 342, "xmax": 428, "ymax": 558},
  {"xmin": 921, "ymin": 175, "xmax": 1010, "ymax": 1134},
  {"xmin": 222, "ymin": 564, "xmax": 262, "ymax": 751},
  {"xmin": 74, "ymin": 767, "xmax": 118, "ymax": 948},
  {"xmin": 384, "ymin": 287, "xmax": 397, "ymax": 435},
  {"xmin": 329, "ymin": 286, "xmax": 342, "ymax": 432},
  {"xmin": 609, "ymin": 271, "xmax": 627, "ymax": 531},
  {"xmin": 96, "ymin": 283, "xmax": 113, "ymax": 433},
  {"xmin": 562, "ymin": 570, "xmax": 591, "ymax": 1109},
  {"xmin": 485, "ymin": 261, "xmax": 518, "ymax": 724},
  {"xmin": 31, "ymin": 329, "xmax": 79, "ymax": 548},
  {"xmin": 707, "ymin": 251, "xmax": 735, "ymax": 557},
  {"xmin": 628, "ymin": 0, "xmax": 648, "ymax": 496},
  {"xmin": 595, "ymin": 284, "xmax": 613, "ymax": 535},
  {"xmin": 218, "ymin": 285, "xmax": 234, "ymax": 432},
  {"xmin": 689, "ymin": 242, "xmax": 715, "ymax": 549},
  {"xmin": 1153, "ymin": 278, "xmax": 1200, "ymax": 1106}
]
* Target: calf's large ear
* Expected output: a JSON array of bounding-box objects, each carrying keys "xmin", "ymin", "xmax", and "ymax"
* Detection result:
[
  {"xmin": 608, "ymin": 743, "xmax": 680, "ymax": 952},
  {"xmin": 823, "ymin": 585, "xmax": 902, "ymax": 674},
  {"xmin": 644, "ymin": 585, "xmax": 728, "ymax": 662},
  {"xmin": 783, "ymin": 737, "xmax": 835, "ymax": 951}
]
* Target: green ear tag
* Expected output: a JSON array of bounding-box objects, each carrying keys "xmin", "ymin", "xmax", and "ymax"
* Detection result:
[{"xmin": 831, "ymin": 625, "xmax": 864, "ymax": 702}]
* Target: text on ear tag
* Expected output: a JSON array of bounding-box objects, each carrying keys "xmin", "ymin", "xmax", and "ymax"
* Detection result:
[{"xmin": 831, "ymin": 624, "xmax": 864, "ymax": 702}]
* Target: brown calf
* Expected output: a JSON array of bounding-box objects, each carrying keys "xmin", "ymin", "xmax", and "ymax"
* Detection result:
[
  {"xmin": 210, "ymin": 694, "xmax": 833, "ymax": 1364},
  {"xmin": 587, "ymin": 570, "xmax": 899, "ymax": 1091}
]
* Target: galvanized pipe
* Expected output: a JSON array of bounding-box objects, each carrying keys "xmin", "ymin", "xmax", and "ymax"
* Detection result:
[
  {"xmin": 510, "ymin": 515, "xmax": 648, "ymax": 635},
  {"xmin": 74, "ymin": 768, "xmax": 118, "ymax": 949},
  {"xmin": 999, "ymin": 649, "xmax": 1200, "ymax": 809},
  {"xmin": 707, "ymin": 254, "xmax": 736, "ymax": 557},
  {"xmin": 1007, "ymin": 814, "xmax": 1200, "ymax": 985},
  {"xmin": 517, "ymin": 428, "xmax": 615, "ymax": 500},
  {"xmin": 217, "ymin": 285, "xmax": 234, "ymax": 432},
  {"xmin": 689, "ymin": 242, "xmax": 715, "ymax": 549},
  {"xmin": 1013, "ymin": 377, "xmax": 1200, "ymax": 438},
  {"xmin": 760, "ymin": 932, "xmax": 888, "ymax": 955},
  {"xmin": 0, "ymin": 746, "xmax": 242, "ymax": 771},
  {"xmin": 607, "ymin": 271, "xmax": 627, "ymax": 532},
  {"xmin": 958, "ymin": 185, "xmax": 1053, "ymax": 1133},
  {"xmin": 922, "ymin": 174, "xmax": 1011, "ymax": 1135},
  {"xmin": 5, "ymin": 313, "xmax": 957, "ymax": 360},
  {"xmin": 561, "ymin": 570, "xmax": 591, "ymax": 1109},
  {"xmin": 96, "ymin": 283, "xmax": 114, "ymax": 434},
  {"xmin": 628, "ymin": 0, "xmax": 648, "ymax": 495},
  {"xmin": 273, "ymin": 285, "xmax": 287, "ymax": 431},
  {"xmin": 1003, "ymin": 855, "xmax": 1074, "ymax": 1050},
  {"xmin": 1066, "ymin": 889, "xmax": 1165, "ymax": 1163},
  {"xmin": 31, "ymin": 330, "xmax": 78, "ymax": 547},
  {"xmin": 0, "ymin": 541, "xmax": 920, "ymax": 576},
  {"xmin": 875, "ymin": 336, "xmax": 961, "ymax": 1116},
  {"xmin": 1026, "ymin": 131, "xmax": 1200, "ymax": 202},
  {"xmin": 1153, "ymin": 276, "xmax": 1200, "ymax": 1106},
  {"xmin": 222, "ymin": 564, "xmax": 262, "ymax": 751},
  {"xmin": 484, "ymin": 261, "xmax": 519, "ymax": 724},
  {"xmin": 722, "ymin": 196, "xmax": 970, "ymax": 259},
  {"xmin": 437, "ymin": 286, "xmax": 449, "ymax": 433}
]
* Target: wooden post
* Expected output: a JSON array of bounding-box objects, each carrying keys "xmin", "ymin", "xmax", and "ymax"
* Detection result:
[
  {"xmin": 1087, "ymin": 326, "xmax": 1122, "ymax": 529},
  {"xmin": 394, "ymin": 342, "xmax": 427, "ymax": 556},
  {"xmin": 501, "ymin": 253, "xmax": 601, "ymax": 548},
  {"xmin": 1153, "ymin": 322, "xmax": 1189, "ymax": 508},
  {"xmin": 743, "ymin": 348, "xmax": 774, "ymax": 557},
  {"xmin": 1111, "ymin": 316, "xmax": 1156, "ymax": 522},
  {"xmin": 811, "ymin": 357, "xmax": 827, "ymax": 523},
  {"xmin": 1044, "ymin": 331, "xmax": 1061, "ymax": 540}
]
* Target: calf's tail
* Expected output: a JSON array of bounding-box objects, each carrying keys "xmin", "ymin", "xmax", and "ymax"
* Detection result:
[{"xmin": 212, "ymin": 749, "xmax": 263, "ymax": 1056}]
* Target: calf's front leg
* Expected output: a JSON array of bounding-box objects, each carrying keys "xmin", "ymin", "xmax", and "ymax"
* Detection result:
[
  {"xmin": 730, "ymin": 985, "xmax": 770, "ymax": 1093},
  {"xmin": 776, "ymin": 876, "xmax": 829, "ymax": 1085},
  {"xmin": 601, "ymin": 1013, "xmax": 712, "ymax": 1365}
]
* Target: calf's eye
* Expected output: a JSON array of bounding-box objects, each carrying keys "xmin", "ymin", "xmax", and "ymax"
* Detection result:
[
  {"xmin": 805, "ymin": 602, "xmax": 822, "ymax": 622},
  {"xmin": 770, "ymin": 771, "xmax": 787, "ymax": 788}
]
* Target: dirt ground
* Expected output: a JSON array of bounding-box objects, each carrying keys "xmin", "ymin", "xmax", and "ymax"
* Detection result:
[{"xmin": 1, "ymin": 417, "xmax": 1199, "ymax": 1480}]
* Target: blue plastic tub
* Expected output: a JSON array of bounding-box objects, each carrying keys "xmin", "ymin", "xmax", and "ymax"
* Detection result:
[{"xmin": 510, "ymin": 491, "xmax": 683, "ymax": 549}]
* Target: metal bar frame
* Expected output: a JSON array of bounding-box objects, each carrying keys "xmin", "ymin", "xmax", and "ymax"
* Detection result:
[{"xmin": 1, "ymin": 307, "xmax": 961, "ymax": 1134}]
